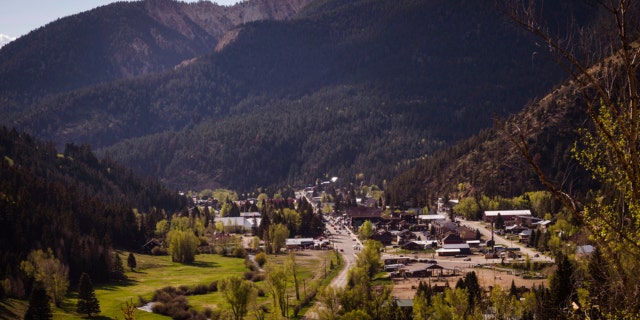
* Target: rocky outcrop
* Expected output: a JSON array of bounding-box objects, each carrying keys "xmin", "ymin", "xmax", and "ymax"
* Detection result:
[{"xmin": 145, "ymin": 0, "xmax": 314, "ymax": 45}]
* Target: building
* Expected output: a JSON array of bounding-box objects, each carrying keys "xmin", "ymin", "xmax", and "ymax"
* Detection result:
[
  {"xmin": 285, "ymin": 238, "xmax": 315, "ymax": 250},
  {"xmin": 441, "ymin": 233, "xmax": 464, "ymax": 245},
  {"xmin": 347, "ymin": 207, "xmax": 383, "ymax": 229},
  {"xmin": 483, "ymin": 210, "xmax": 532, "ymax": 222},
  {"xmin": 217, "ymin": 217, "xmax": 255, "ymax": 233}
]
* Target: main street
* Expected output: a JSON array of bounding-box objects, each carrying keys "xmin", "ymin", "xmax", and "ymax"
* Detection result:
[{"xmin": 325, "ymin": 221, "xmax": 359, "ymax": 288}]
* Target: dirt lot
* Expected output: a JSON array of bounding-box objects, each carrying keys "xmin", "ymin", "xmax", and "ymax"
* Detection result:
[{"xmin": 391, "ymin": 265, "xmax": 549, "ymax": 299}]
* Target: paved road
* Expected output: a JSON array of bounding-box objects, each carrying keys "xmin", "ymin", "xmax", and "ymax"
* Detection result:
[
  {"xmin": 327, "ymin": 225, "xmax": 359, "ymax": 288},
  {"xmin": 303, "ymin": 219, "xmax": 360, "ymax": 319}
]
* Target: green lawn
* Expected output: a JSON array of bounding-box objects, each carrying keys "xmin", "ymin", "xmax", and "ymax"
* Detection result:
[
  {"xmin": 55, "ymin": 253, "xmax": 248, "ymax": 319},
  {"xmin": 30, "ymin": 250, "xmax": 340, "ymax": 319}
]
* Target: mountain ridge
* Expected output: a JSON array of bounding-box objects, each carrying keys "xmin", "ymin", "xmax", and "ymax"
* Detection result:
[
  {"xmin": 0, "ymin": 0, "xmax": 596, "ymax": 192},
  {"xmin": 0, "ymin": 0, "xmax": 313, "ymax": 114}
]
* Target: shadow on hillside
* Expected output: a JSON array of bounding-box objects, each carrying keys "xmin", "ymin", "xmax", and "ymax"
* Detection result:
[
  {"xmin": 83, "ymin": 315, "xmax": 110, "ymax": 320},
  {"xmin": 98, "ymin": 278, "xmax": 139, "ymax": 291},
  {"xmin": 188, "ymin": 260, "xmax": 219, "ymax": 268}
]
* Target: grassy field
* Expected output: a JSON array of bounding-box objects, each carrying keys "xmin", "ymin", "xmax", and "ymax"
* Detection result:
[
  {"xmin": 56, "ymin": 253, "xmax": 249, "ymax": 319},
  {"xmin": 1, "ymin": 249, "xmax": 341, "ymax": 319}
]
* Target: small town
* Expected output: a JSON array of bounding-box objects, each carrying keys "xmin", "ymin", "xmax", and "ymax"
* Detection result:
[{"xmin": 1, "ymin": 0, "xmax": 638, "ymax": 319}]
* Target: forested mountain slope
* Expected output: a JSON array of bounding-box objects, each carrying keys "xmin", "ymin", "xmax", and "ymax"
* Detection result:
[
  {"xmin": 386, "ymin": 79, "xmax": 599, "ymax": 207},
  {"xmin": 0, "ymin": 127, "xmax": 187, "ymax": 288},
  {"xmin": 1, "ymin": 0, "xmax": 596, "ymax": 191},
  {"xmin": 0, "ymin": 0, "xmax": 312, "ymax": 114}
]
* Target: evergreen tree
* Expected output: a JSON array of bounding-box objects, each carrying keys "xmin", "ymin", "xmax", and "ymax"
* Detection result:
[
  {"xmin": 113, "ymin": 252, "xmax": 125, "ymax": 279},
  {"xmin": 127, "ymin": 252, "xmax": 137, "ymax": 272},
  {"xmin": 415, "ymin": 280, "xmax": 433, "ymax": 306},
  {"xmin": 24, "ymin": 280, "xmax": 52, "ymax": 320},
  {"xmin": 549, "ymin": 252, "xmax": 575, "ymax": 312},
  {"xmin": 495, "ymin": 213, "xmax": 505, "ymax": 230},
  {"xmin": 463, "ymin": 271, "xmax": 482, "ymax": 310},
  {"xmin": 587, "ymin": 246, "xmax": 609, "ymax": 307},
  {"xmin": 76, "ymin": 272, "xmax": 100, "ymax": 317},
  {"xmin": 510, "ymin": 279, "xmax": 518, "ymax": 297}
]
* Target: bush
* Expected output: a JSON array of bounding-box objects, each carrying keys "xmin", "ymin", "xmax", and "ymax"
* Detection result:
[
  {"xmin": 192, "ymin": 284, "xmax": 209, "ymax": 295},
  {"xmin": 208, "ymin": 280, "xmax": 218, "ymax": 292},
  {"xmin": 151, "ymin": 246, "xmax": 167, "ymax": 255},
  {"xmin": 179, "ymin": 285, "xmax": 190, "ymax": 295},
  {"xmin": 254, "ymin": 252, "xmax": 267, "ymax": 267},
  {"xmin": 251, "ymin": 273, "xmax": 266, "ymax": 282},
  {"xmin": 215, "ymin": 246, "xmax": 227, "ymax": 256},
  {"xmin": 234, "ymin": 246, "xmax": 247, "ymax": 258}
]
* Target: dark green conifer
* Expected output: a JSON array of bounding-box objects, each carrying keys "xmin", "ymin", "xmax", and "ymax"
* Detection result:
[
  {"xmin": 24, "ymin": 281, "xmax": 52, "ymax": 320},
  {"xmin": 127, "ymin": 252, "xmax": 137, "ymax": 271},
  {"xmin": 113, "ymin": 252, "xmax": 125, "ymax": 279},
  {"xmin": 76, "ymin": 272, "xmax": 100, "ymax": 317}
]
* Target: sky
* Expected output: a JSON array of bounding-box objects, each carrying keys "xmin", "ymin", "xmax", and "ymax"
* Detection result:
[{"xmin": 0, "ymin": 0, "xmax": 240, "ymax": 41}]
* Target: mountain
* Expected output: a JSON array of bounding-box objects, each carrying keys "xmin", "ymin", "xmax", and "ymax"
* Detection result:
[
  {"xmin": 385, "ymin": 79, "xmax": 599, "ymax": 207},
  {"xmin": 0, "ymin": 0, "xmax": 313, "ymax": 114},
  {"xmin": 0, "ymin": 0, "xmax": 597, "ymax": 192}
]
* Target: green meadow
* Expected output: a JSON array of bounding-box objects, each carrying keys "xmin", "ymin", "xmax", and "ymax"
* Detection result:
[
  {"xmin": 61, "ymin": 253, "xmax": 248, "ymax": 319},
  {"xmin": 0, "ymin": 250, "xmax": 341, "ymax": 319}
]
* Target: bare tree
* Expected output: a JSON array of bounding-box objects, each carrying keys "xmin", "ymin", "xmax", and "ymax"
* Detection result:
[{"xmin": 500, "ymin": 0, "xmax": 640, "ymax": 316}]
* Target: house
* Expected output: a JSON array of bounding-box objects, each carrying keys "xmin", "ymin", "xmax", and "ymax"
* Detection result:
[
  {"xmin": 394, "ymin": 299, "xmax": 414, "ymax": 318},
  {"xmin": 505, "ymin": 224, "xmax": 526, "ymax": 234},
  {"xmin": 441, "ymin": 233, "xmax": 464, "ymax": 245},
  {"xmin": 466, "ymin": 240, "xmax": 481, "ymax": 248},
  {"xmin": 534, "ymin": 220, "xmax": 553, "ymax": 232},
  {"xmin": 432, "ymin": 220, "xmax": 457, "ymax": 238},
  {"xmin": 347, "ymin": 207, "xmax": 383, "ymax": 229},
  {"xmin": 457, "ymin": 226, "xmax": 478, "ymax": 241},
  {"xmin": 515, "ymin": 215, "xmax": 542, "ymax": 227},
  {"xmin": 442, "ymin": 243, "xmax": 471, "ymax": 255},
  {"xmin": 370, "ymin": 230, "xmax": 394, "ymax": 245},
  {"xmin": 402, "ymin": 240, "xmax": 437, "ymax": 251},
  {"xmin": 436, "ymin": 248, "xmax": 461, "ymax": 256},
  {"xmin": 418, "ymin": 214, "xmax": 447, "ymax": 222},
  {"xmin": 576, "ymin": 245, "xmax": 595, "ymax": 259},
  {"xmin": 217, "ymin": 217, "xmax": 254, "ymax": 233},
  {"xmin": 397, "ymin": 229, "xmax": 417, "ymax": 244},
  {"xmin": 518, "ymin": 229, "xmax": 533, "ymax": 243},
  {"xmin": 483, "ymin": 210, "xmax": 532, "ymax": 222}
]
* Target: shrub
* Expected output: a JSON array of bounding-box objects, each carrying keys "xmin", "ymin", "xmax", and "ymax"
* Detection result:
[
  {"xmin": 234, "ymin": 246, "xmax": 247, "ymax": 258},
  {"xmin": 254, "ymin": 252, "xmax": 267, "ymax": 267},
  {"xmin": 208, "ymin": 280, "xmax": 218, "ymax": 292},
  {"xmin": 251, "ymin": 273, "xmax": 266, "ymax": 282},
  {"xmin": 151, "ymin": 246, "xmax": 167, "ymax": 255},
  {"xmin": 192, "ymin": 284, "xmax": 209, "ymax": 295},
  {"xmin": 179, "ymin": 285, "xmax": 190, "ymax": 295}
]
